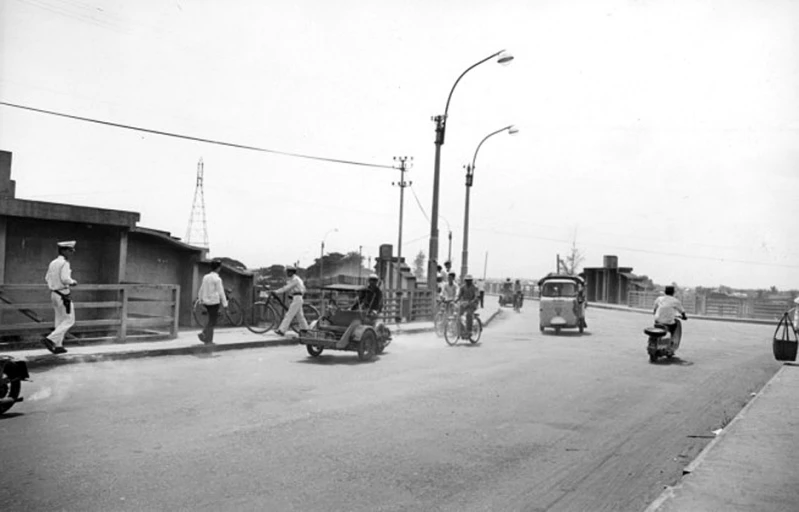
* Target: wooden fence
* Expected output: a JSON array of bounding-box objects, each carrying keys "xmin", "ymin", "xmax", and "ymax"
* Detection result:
[{"xmin": 0, "ymin": 284, "xmax": 180, "ymax": 348}]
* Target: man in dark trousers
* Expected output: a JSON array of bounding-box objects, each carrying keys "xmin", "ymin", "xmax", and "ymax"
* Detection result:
[{"xmin": 197, "ymin": 260, "xmax": 228, "ymax": 344}]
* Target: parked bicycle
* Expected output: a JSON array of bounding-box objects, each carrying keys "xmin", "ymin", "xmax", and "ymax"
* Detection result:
[
  {"xmin": 192, "ymin": 288, "xmax": 244, "ymax": 328},
  {"xmin": 245, "ymin": 289, "xmax": 320, "ymax": 334},
  {"xmin": 433, "ymin": 299, "xmax": 456, "ymax": 337},
  {"xmin": 444, "ymin": 305, "xmax": 483, "ymax": 346}
]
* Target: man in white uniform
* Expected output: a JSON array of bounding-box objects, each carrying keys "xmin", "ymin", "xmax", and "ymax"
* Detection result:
[
  {"xmin": 43, "ymin": 240, "xmax": 78, "ymax": 354},
  {"xmin": 274, "ymin": 265, "xmax": 308, "ymax": 336}
]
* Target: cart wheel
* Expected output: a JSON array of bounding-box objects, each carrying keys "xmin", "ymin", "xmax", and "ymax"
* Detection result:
[
  {"xmin": 306, "ymin": 344, "xmax": 324, "ymax": 358},
  {"xmin": 579, "ymin": 324, "xmax": 584, "ymax": 334},
  {"xmin": 358, "ymin": 330, "xmax": 377, "ymax": 361},
  {"xmin": 649, "ymin": 350, "xmax": 658, "ymax": 363},
  {"xmin": 539, "ymin": 324, "xmax": 545, "ymax": 333}
]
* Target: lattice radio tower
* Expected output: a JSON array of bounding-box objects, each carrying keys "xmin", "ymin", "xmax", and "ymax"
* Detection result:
[{"xmin": 185, "ymin": 158, "xmax": 209, "ymax": 249}]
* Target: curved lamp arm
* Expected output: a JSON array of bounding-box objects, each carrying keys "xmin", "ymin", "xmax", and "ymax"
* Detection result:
[{"xmin": 472, "ymin": 125, "xmax": 518, "ymax": 171}]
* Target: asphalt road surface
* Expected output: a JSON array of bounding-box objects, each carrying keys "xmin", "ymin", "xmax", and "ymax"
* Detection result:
[{"xmin": 1, "ymin": 306, "xmax": 780, "ymax": 511}]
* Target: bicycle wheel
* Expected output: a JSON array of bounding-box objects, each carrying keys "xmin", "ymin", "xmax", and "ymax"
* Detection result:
[
  {"xmin": 245, "ymin": 301, "xmax": 274, "ymax": 333},
  {"xmin": 225, "ymin": 298, "xmax": 245, "ymax": 327},
  {"xmin": 192, "ymin": 300, "xmax": 209, "ymax": 328},
  {"xmin": 434, "ymin": 312, "xmax": 445, "ymax": 337},
  {"xmin": 291, "ymin": 303, "xmax": 320, "ymax": 333},
  {"xmin": 469, "ymin": 317, "xmax": 483, "ymax": 344},
  {"xmin": 443, "ymin": 315, "xmax": 459, "ymax": 346}
]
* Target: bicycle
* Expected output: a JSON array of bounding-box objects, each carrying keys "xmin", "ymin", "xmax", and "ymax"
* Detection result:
[
  {"xmin": 192, "ymin": 288, "xmax": 244, "ymax": 328},
  {"xmin": 245, "ymin": 290, "xmax": 320, "ymax": 334},
  {"xmin": 433, "ymin": 299, "xmax": 456, "ymax": 337},
  {"xmin": 444, "ymin": 303, "xmax": 483, "ymax": 346}
]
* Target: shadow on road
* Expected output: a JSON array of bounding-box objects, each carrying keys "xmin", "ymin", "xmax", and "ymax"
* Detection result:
[
  {"xmin": 650, "ymin": 356, "xmax": 694, "ymax": 367},
  {"xmin": 293, "ymin": 354, "xmax": 381, "ymax": 366},
  {"xmin": 541, "ymin": 331, "xmax": 593, "ymax": 337},
  {"xmin": 0, "ymin": 412, "xmax": 25, "ymax": 421}
]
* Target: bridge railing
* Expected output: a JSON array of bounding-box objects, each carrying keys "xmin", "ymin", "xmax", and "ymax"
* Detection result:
[{"xmin": 0, "ymin": 284, "xmax": 180, "ymax": 348}]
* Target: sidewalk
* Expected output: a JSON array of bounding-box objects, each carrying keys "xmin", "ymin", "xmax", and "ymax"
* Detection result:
[
  {"xmin": 646, "ymin": 363, "xmax": 799, "ymax": 512},
  {"xmin": 10, "ymin": 306, "xmax": 502, "ymax": 370}
]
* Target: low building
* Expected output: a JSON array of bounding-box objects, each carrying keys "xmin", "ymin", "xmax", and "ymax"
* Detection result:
[
  {"xmin": 582, "ymin": 255, "xmax": 645, "ymax": 305},
  {"xmin": 0, "ymin": 150, "xmax": 252, "ymax": 342}
]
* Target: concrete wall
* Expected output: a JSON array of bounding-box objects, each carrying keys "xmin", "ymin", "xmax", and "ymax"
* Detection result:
[{"xmin": 126, "ymin": 231, "xmax": 201, "ymax": 326}]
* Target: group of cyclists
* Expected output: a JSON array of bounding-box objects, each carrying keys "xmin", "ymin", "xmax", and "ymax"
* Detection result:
[{"xmin": 436, "ymin": 262, "xmax": 481, "ymax": 335}]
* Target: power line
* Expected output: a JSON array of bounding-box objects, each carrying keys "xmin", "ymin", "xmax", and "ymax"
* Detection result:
[
  {"xmin": 408, "ymin": 184, "xmax": 430, "ymax": 222},
  {"xmin": 0, "ymin": 100, "xmax": 396, "ymax": 170}
]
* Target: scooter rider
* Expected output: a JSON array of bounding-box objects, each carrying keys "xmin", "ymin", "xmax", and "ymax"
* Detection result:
[{"xmin": 653, "ymin": 285, "xmax": 687, "ymax": 336}]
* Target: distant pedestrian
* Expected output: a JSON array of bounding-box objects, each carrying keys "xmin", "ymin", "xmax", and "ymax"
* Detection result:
[
  {"xmin": 42, "ymin": 240, "xmax": 78, "ymax": 354},
  {"xmin": 477, "ymin": 279, "xmax": 486, "ymax": 308},
  {"xmin": 197, "ymin": 260, "xmax": 228, "ymax": 344},
  {"xmin": 274, "ymin": 265, "xmax": 308, "ymax": 336}
]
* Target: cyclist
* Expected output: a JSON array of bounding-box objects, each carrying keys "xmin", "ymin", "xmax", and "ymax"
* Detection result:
[
  {"xmin": 456, "ymin": 274, "xmax": 480, "ymax": 335},
  {"xmin": 439, "ymin": 271, "xmax": 459, "ymax": 315}
]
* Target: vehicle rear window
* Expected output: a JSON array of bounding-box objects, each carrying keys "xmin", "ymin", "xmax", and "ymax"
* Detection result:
[{"xmin": 542, "ymin": 282, "xmax": 577, "ymax": 297}]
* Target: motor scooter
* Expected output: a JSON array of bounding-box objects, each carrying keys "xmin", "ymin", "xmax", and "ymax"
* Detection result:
[
  {"xmin": 0, "ymin": 355, "xmax": 30, "ymax": 414},
  {"xmin": 644, "ymin": 317, "xmax": 686, "ymax": 363}
]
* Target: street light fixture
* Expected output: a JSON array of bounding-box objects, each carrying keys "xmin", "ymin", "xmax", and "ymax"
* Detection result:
[
  {"xmin": 460, "ymin": 124, "xmax": 518, "ymax": 281},
  {"xmin": 320, "ymin": 228, "xmax": 338, "ymax": 286},
  {"xmin": 427, "ymin": 49, "xmax": 514, "ymax": 293}
]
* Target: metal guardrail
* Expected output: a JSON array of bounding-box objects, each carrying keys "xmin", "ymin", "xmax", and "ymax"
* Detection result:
[{"xmin": 0, "ymin": 284, "xmax": 180, "ymax": 346}]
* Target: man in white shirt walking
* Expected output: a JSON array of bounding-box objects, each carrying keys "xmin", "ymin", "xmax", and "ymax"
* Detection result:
[
  {"xmin": 42, "ymin": 240, "xmax": 78, "ymax": 354},
  {"xmin": 274, "ymin": 265, "xmax": 308, "ymax": 336},
  {"xmin": 197, "ymin": 260, "xmax": 228, "ymax": 344}
]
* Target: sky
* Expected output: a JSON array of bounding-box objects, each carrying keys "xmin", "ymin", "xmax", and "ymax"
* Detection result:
[{"xmin": 1, "ymin": 0, "xmax": 797, "ymax": 289}]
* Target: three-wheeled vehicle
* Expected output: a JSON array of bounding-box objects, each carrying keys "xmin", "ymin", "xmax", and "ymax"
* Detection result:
[
  {"xmin": 296, "ymin": 284, "xmax": 391, "ymax": 361},
  {"xmin": 498, "ymin": 281, "xmax": 515, "ymax": 307},
  {"xmin": 538, "ymin": 274, "xmax": 586, "ymax": 334}
]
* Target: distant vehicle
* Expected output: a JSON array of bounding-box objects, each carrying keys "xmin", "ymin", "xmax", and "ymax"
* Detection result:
[{"xmin": 538, "ymin": 275, "xmax": 586, "ymax": 334}]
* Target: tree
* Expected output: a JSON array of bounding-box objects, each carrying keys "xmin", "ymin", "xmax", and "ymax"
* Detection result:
[
  {"xmin": 413, "ymin": 251, "xmax": 426, "ymax": 280},
  {"xmin": 562, "ymin": 236, "xmax": 584, "ymax": 276}
]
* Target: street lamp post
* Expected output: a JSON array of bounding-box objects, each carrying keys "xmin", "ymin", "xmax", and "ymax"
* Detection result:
[
  {"xmin": 320, "ymin": 228, "xmax": 338, "ymax": 286},
  {"xmin": 427, "ymin": 49, "xmax": 514, "ymax": 292},
  {"xmin": 460, "ymin": 125, "xmax": 518, "ymax": 281}
]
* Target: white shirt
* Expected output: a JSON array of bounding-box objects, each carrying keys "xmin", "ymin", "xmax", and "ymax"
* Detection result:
[
  {"xmin": 198, "ymin": 271, "xmax": 228, "ymax": 307},
  {"xmin": 654, "ymin": 295, "xmax": 685, "ymax": 325},
  {"xmin": 45, "ymin": 255, "xmax": 76, "ymax": 293},
  {"xmin": 440, "ymin": 282, "xmax": 459, "ymax": 301},
  {"xmin": 276, "ymin": 274, "xmax": 306, "ymax": 295}
]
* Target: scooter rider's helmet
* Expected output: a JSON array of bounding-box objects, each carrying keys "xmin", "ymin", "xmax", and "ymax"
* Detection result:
[{"xmin": 286, "ymin": 265, "xmax": 297, "ymax": 275}]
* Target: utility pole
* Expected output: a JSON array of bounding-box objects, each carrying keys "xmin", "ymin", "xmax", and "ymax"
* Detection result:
[
  {"xmin": 358, "ymin": 245, "xmax": 363, "ymax": 284},
  {"xmin": 483, "ymin": 251, "xmax": 488, "ymax": 280},
  {"xmin": 448, "ymin": 231, "xmax": 453, "ymax": 263},
  {"xmin": 393, "ymin": 156, "xmax": 412, "ymax": 291}
]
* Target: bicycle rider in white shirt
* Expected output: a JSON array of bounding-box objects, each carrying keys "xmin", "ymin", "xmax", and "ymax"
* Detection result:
[{"xmin": 439, "ymin": 272, "xmax": 459, "ymax": 315}]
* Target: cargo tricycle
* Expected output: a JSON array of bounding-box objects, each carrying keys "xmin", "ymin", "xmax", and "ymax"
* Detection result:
[{"xmin": 296, "ymin": 284, "xmax": 391, "ymax": 362}]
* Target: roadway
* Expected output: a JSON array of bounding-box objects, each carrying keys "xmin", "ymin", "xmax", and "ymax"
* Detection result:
[{"xmin": 1, "ymin": 305, "xmax": 780, "ymax": 511}]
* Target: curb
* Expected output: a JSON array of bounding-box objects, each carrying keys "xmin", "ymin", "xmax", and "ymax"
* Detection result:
[
  {"xmin": 23, "ymin": 308, "xmax": 503, "ymax": 370},
  {"xmin": 643, "ymin": 364, "xmax": 788, "ymax": 512}
]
